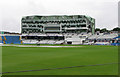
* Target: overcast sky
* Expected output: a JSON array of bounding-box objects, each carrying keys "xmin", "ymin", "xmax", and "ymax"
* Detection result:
[{"xmin": 0, "ymin": 0, "xmax": 119, "ymax": 33}]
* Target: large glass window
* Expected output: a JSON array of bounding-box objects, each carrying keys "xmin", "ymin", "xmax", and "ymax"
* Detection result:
[{"xmin": 44, "ymin": 27, "xmax": 60, "ymax": 30}]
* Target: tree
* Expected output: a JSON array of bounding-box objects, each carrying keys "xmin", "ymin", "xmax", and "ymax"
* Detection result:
[
  {"xmin": 95, "ymin": 28, "xmax": 101, "ymax": 32},
  {"xmin": 100, "ymin": 28, "xmax": 109, "ymax": 33},
  {"xmin": 112, "ymin": 27, "xmax": 120, "ymax": 32}
]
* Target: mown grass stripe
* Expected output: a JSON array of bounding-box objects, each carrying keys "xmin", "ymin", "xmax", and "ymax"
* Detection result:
[{"xmin": 1, "ymin": 63, "xmax": 118, "ymax": 74}]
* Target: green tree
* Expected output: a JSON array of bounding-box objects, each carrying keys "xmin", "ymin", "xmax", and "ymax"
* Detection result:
[
  {"xmin": 112, "ymin": 27, "xmax": 120, "ymax": 32},
  {"xmin": 100, "ymin": 28, "xmax": 109, "ymax": 33},
  {"xmin": 95, "ymin": 28, "xmax": 101, "ymax": 32}
]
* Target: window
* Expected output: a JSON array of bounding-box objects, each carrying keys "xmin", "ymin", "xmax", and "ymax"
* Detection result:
[
  {"xmin": 66, "ymin": 36, "xmax": 72, "ymax": 38},
  {"xmin": 22, "ymin": 25, "xmax": 27, "ymax": 27}
]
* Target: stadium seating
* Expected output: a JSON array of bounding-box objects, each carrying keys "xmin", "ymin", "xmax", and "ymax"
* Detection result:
[
  {"xmin": 97, "ymin": 34, "xmax": 118, "ymax": 39},
  {"xmin": 0, "ymin": 36, "xmax": 22, "ymax": 44},
  {"xmin": 55, "ymin": 40, "xmax": 64, "ymax": 44},
  {"xmin": 0, "ymin": 36, "xmax": 2, "ymax": 43},
  {"xmin": 22, "ymin": 40, "xmax": 38, "ymax": 44},
  {"xmin": 111, "ymin": 43, "xmax": 120, "ymax": 46},
  {"xmin": 85, "ymin": 33, "xmax": 119, "ymax": 45},
  {"xmin": 22, "ymin": 40, "xmax": 31, "ymax": 44},
  {"xmin": 4, "ymin": 36, "xmax": 21, "ymax": 44},
  {"xmin": 0, "ymin": 36, "xmax": 4, "ymax": 43},
  {"xmin": 88, "ymin": 34, "xmax": 100, "ymax": 39},
  {"xmin": 83, "ymin": 42, "xmax": 94, "ymax": 45},
  {"xmin": 39, "ymin": 40, "xmax": 49, "ymax": 44},
  {"xmin": 23, "ymin": 40, "xmax": 65, "ymax": 44},
  {"xmin": 47, "ymin": 40, "xmax": 56, "ymax": 44},
  {"xmin": 95, "ymin": 42, "xmax": 110, "ymax": 45},
  {"xmin": 29, "ymin": 40, "xmax": 38, "ymax": 44},
  {"xmin": 2, "ymin": 33, "xmax": 118, "ymax": 45}
]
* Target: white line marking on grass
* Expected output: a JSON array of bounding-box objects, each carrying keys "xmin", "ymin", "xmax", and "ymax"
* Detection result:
[{"xmin": 0, "ymin": 63, "xmax": 118, "ymax": 74}]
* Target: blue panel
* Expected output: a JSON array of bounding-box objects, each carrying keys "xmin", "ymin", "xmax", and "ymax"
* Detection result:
[{"xmin": 4, "ymin": 36, "xmax": 21, "ymax": 44}]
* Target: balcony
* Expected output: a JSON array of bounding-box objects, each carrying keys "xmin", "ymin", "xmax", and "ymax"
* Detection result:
[{"xmin": 63, "ymin": 27, "xmax": 88, "ymax": 30}]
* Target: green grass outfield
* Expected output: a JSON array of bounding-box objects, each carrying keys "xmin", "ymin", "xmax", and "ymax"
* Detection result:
[{"xmin": 2, "ymin": 45, "xmax": 118, "ymax": 75}]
